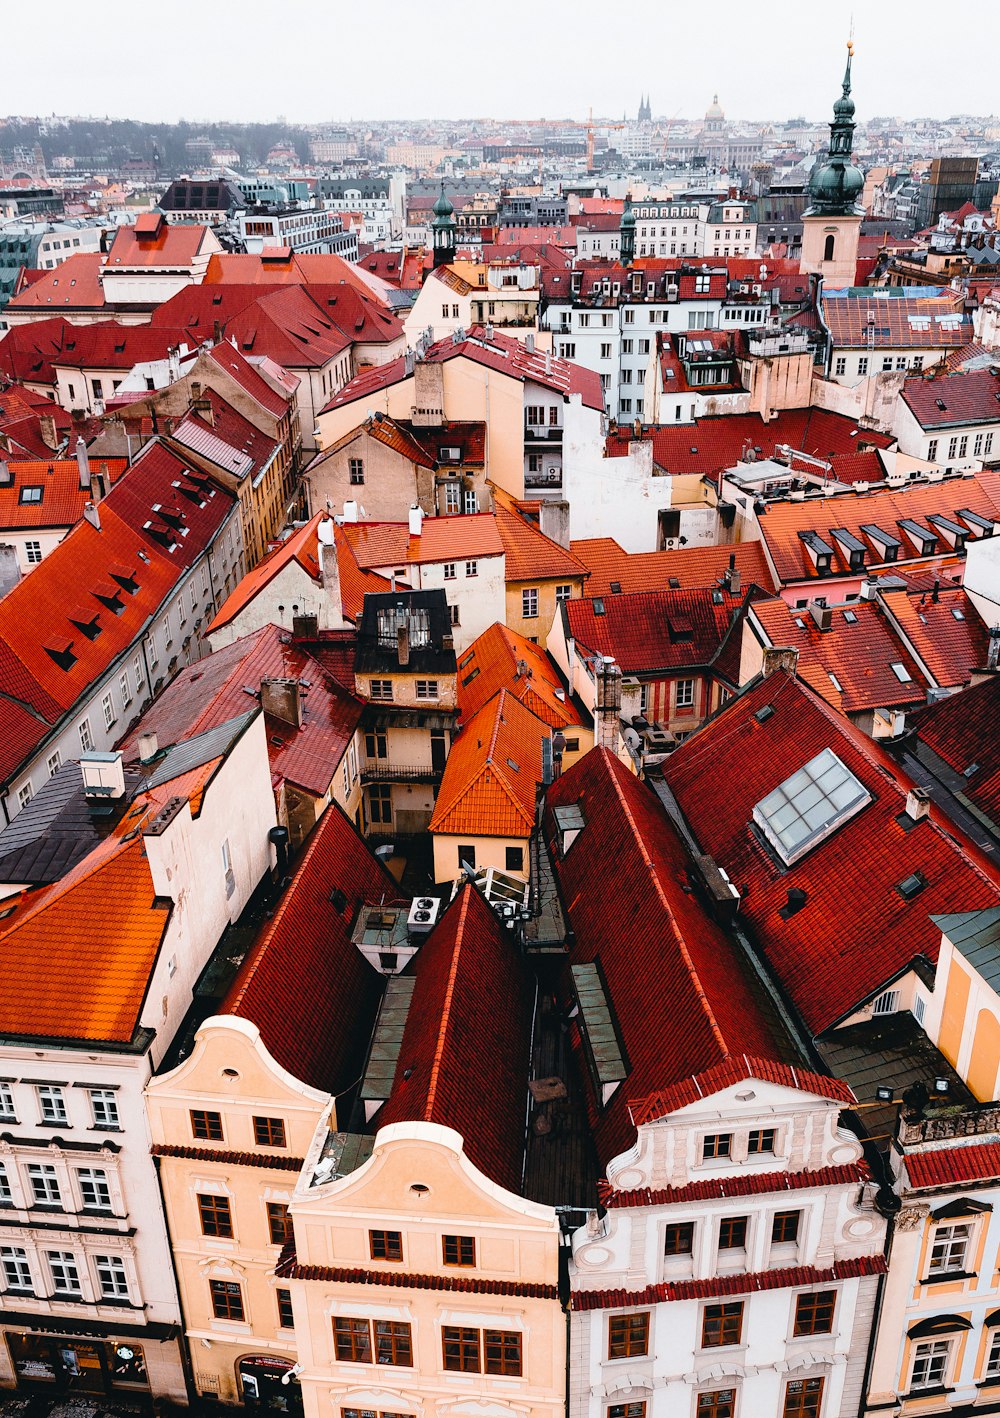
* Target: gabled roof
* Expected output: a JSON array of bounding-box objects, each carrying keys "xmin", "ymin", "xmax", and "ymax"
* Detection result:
[
  {"xmin": 207, "ymin": 513, "xmax": 324, "ymax": 631},
  {"xmin": 881, "ymin": 586, "xmax": 989, "ymax": 688},
  {"xmin": 105, "ymin": 219, "xmax": 211, "ymax": 269},
  {"xmin": 323, "ymin": 325, "xmax": 604, "ymax": 414},
  {"xmin": 571, "ymin": 537, "xmax": 778, "ymax": 597},
  {"xmin": 376, "ymin": 883, "xmax": 534, "ymax": 1193},
  {"xmin": 822, "ymin": 288, "xmax": 972, "ymax": 349},
  {"xmin": 491, "ymin": 489, "xmax": 588, "ymax": 582},
  {"xmin": 5, "ymin": 254, "xmax": 106, "ymax": 313},
  {"xmin": 907, "ymin": 674, "xmax": 1000, "ymax": 833},
  {"xmin": 221, "ymin": 801, "xmax": 396, "ymax": 1094},
  {"xmin": 901, "ymin": 367, "xmax": 1000, "ymax": 430},
  {"xmin": 0, "ymin": 316, "xmax": 74, "ymax": 385},
  {"xmin": 545, "ymin": 748, "xmax": 792, "ymax": 1167},
  {"xmin": 49, "ymin": 322, "xmax": 192, "ymax": 371},
  {"xmin": 206, "ymin": 341, "xmax": 294, "ymax": 419},
  {"xmin": 428, "ymin": 689, "xmax": 546, "ymax": 839},
  {"xmin": 341, "ymin": 513, "xmax": 504, "ymax": 569},
  {"xmin": 663, "ymin": 672, "xmax": 1000, "ymax": 1035},
  {"xmin": 120, "ymin": 624, "xmax": 362, "ymax": 797},
  {"xmin": 456, "ymin": 623, "xmax": 583, "ymax": 730},
  {"xmin": 563, "ymin": 583, "xmax": 749, "ymax": 677},
  {"xmin": 0, "ymin": 456, "xmax": 127, "ymax": 531}
]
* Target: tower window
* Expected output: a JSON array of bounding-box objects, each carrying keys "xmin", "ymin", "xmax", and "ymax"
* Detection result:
[{"xmin": 824, "ymin": 233, "xmax": 836, "ymax": 262}]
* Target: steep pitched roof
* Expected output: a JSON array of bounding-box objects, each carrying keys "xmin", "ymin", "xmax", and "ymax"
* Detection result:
[
  {"xmin": 491, "ymin": 490, "xmax": 588, "ymax": 582},
  {"xmin": 908, "ymin": 674, "xmax": 1000, "ymax": 832},
  {"xmin": 571, "ymin": 537, "xmax": 777, "ymax": 597},
  {"xmin": 882, "ymin": 586, "xmax": 989, "ymax": 688},
  {"xmin": 429, "ymin": 689, "xmax": 546, "ymax": 839},
  {"xmin": 376, "ymin": 883, "xmax": 534, "ymax": 1193},
  {"xmin": 341, "ymin": 513, "xmax": 504, "ymax": 569},
  {"xmin": 221, "ymin": 802, "xmax": 396, "ymax": 1094},
  {"xmin": 456, "ymin": 623, "xmax": 583, "ymax": 729},
  {"xmin": 563, "ymin": 583, "xmax": 748, "ymax": 676},
  {"xmin": 663, "ymin": 672, "xmax": 1000, "ymax": 1035},
  {"xmin": 0, "ymin": 457, "xmax": 127, "ymax": 531},
  {"xmin": 822, "ymin": 288, "xmax": 972, "ymax": 349},
  {"xmin": 545, "ymin": 749, "xmax": 790, "ymax": 1166}
]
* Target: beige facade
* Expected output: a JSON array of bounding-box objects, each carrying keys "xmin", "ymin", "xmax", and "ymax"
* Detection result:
[
  {"xmin": 286, "ymin": 1122, "xmax": 565, "ymax": 1418},
  {"xmin": 799, "ymin": 212, "xmax": 862, "ymax": 289}
]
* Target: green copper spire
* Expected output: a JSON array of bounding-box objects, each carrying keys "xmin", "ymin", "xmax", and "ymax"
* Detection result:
[{"xmin": 805, "ymin": 41, "xmax": 864, "ymax": 217}]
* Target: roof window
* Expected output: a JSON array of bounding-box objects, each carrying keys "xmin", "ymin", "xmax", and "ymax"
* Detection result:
[
  {"xmin": 890, "ymin": 662, "xmax": 913, "ymax": 683},
  {"xmin": 753, "ymin": 747, "xmax": 870, "ymax": 865},
  {"xmin": 843, "ymin": 609, "xmax": 858, "ymax": 624},
  {"xmin": 898, "ymin": 870, "xmax": 927, "ymax": 901},
  {"xmin": 593, "ymin": 598, "xmax": 606, "ymax": 615}
]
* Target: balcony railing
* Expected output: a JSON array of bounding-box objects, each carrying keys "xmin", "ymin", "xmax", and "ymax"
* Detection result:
[
  {"xmin": 524, "ymin": 425, "xmax": 563, "ymax": 442},
  {"xmin": 361, "ymin": 763, "xmax": 444, "ymax": 785}
]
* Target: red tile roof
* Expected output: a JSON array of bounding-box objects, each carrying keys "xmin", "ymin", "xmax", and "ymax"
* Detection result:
[
  {"xmin": 152, "ymin": 1143, "xmax": 304, "ymax": 1170},
  {"xmin": 376, "ymin": 883, "xmax": 534, "ymax": 1193},
  {"xmin": 749, "ymin": 596, "xmax": 930, "ymax": 713},
  {"xmin": 909, "ymin": 674, "xmax": 1000, "ymax": 830},
  {"xmin": 50, "ymin": 322, "xmax": 192, "ymax": 371},
  {"xmin": 572, "ymin": 1255, "xmax": 886, "ymax": 1310},
  {"xmin": 905, "ymin": 1140, "xmax": 1000, "ymax": 1190},
  {"xmin": 752, "ymin": 472, "xmax": 1000, "ymax": 584},
  {"xmin": 881, "ymin": 586, "xmax": 989, "ymax": 688},
  {"xmin": 120, "ymin": 624, "xmax": 363, "ymax": 797},
  {"xmin": 222, "ymin": 801, "xmax": 398, "ymax": 1093},
  {"xmin": 101, "ymin": 439, "xmax": 236, "ymax": 570},
  {"xmin": 663, "ymin": 673, "xmax": 1000, "ymax": 1034},
  {"xmin": 571, "ymin": 538, "xmax": 777, "ymax": 597},
  {"xmin": 457, "ymin": 624, "xmax": 583, "ymax": 730},
  {"xmin": 602, "ymin": 1160, "xmax": 871, "ymax": 1208},
  {"xmin": 105, "ymin": 220, "xmax": 211, "ymax": 268},
  {"xmin": 822, "ymin": 290, "xmax": 972, "ymax": 349},
  {"xmin": 902, "ymin": 367, "xmax": 1000, "ymax": 430},
  {"xmin": 605, "ymin": 408, "xmax": 894, "ymax": 480},
  {"xmin": 492, "ymin": 489, "xmax": 588, "ymax": 582},
  {"xmin": 563, "ymin": 583, "xmax": 748, "ymax": 677},
  {"xmin": 5, "ymin": 254, "xmax": 106, "ymax": 313},
  {"xmin": 0, "ymin": 317, "xmax": 73, "ymax": 386},
  {"xmin": 0, "ymin": 457, "xmax": 127, "ymax": 531},
  {"xmin": 429, "ymin": 689, "xmax": 546, "ymax": 839},
  {"xmin": 545, "ymin": 749, "xmax": 789, "ymax": 1167},
  {"xmin": 277, "ymin": 1251, "xmax": 557, "ymax": 1298},
  {"xmin": 324, "ymin": 325, "xmax": 604, "ymax": 414},
  {"xmin": 341, "ymin": 513, "xmax": 504, "ymax": 569}
]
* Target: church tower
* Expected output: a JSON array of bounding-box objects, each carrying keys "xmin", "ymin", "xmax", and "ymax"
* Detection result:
[
  {"xmin": 799, "ymin": 42, "xmax": 864, "ymax": 288},
  {"xmin": 431, "ymin": 183, "xmax": 456, "ymax": 269}
]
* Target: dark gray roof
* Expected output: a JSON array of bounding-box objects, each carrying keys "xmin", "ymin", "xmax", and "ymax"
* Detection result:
[
  {"xmin": 932, "ymin": 907, "xmax": 1000, "ymax": 990},
  {"xmin": 144, "ymin": 710, "xmax": 257, "ymax": 791},
  {"xmin": 0, "ymin": 762, "xmax": 141, "ymax": 887}
]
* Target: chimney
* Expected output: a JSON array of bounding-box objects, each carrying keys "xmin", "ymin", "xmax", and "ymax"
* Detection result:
[
  {"xmin": 633, "ymin": 416, "xmax": 642, "ymax": 439},
  {"xmin": 404, "ymin": 348, "xmax": 415, "ymax": 376},
  {"xmin": 342, "ymin": 499, "xmax": 359, "ymax": 523},
  {"xmin": 595, "ymin": 656, "xmax": 622, "ymax": 753},
  {"xmin": 80, "ymin": 750, "xmax": 126, "ymax": 802},
  {"xmin": 762, "ymin": 645, "xmax": 799, "ymax": 678},
  {"xmin": 408, "ymin": 503, "xmax": 423, "ymax": 538},
  {"xmin": 525, "ymin": 331, "xmax": 535, "ymax": 353},
  {"xmin": 809, "ymin": 603, "xmax": 833, "ymax": 632},
  {"xmin": 724, "ymin": 554, "xmax": 741, "ymax": 595},
  {"xmin": 292, "ymin": 612, "xmax": 319, "ymax": 639},
  {"xmin": 320, "ymin": 539, "xmax": 340, "ymax": 611},
  {"xmin": 39, "ymin": 413, "xmax": 59, "ymax": 451},
  {"xmin": 138, "ymin": 731, "xmax": 159, "ymax": 764},
  {"xmin": 859, "ymin": 576, "xmax": 880, "ymax": 602},
  {"xmin": 260, "ymin": 676, "xmax": 304, "ymax": 728},
  {"xmin": 0, "ymin": 544, "xmax": 20, "ymax": 596},
  {"xmin": 905, "ymin": 786, "xmax": 931, "ymax": 823},
  {"xmin": 397, "ymin": 622, "xmax": 410, "ymax": 666},
  {"xmin": 213, "ymin": 319, "xmax": 223, "ymax": 343},
  {"xmin": 538, "ymin": 498, "xmax": 570, "ymax": 548},
  {"xmin": 83, "ymin": 502, "xmax": 101, "ymax": 531},
  {"xmin": 191, "ymin": 381, "xmax": 202, "ymax": 401},
  {"xmin": 75, "ymin": 436, "xmax": 91, "ymax": 490}
]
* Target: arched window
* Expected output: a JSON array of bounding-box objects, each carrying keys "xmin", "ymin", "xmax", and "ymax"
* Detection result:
[{"xmin": 824, "ymin": 233, "xmax": 836, "ymax": 262}]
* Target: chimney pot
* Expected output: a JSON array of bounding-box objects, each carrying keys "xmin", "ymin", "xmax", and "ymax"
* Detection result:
[
  {"xmin": 138, "ymin": 731, "xmax": 159, "ymax": 763},
  {"xmin": 905, "ymin": 786, "xmax": 931, "ymax": 822},
  {"xmin": 397, "ymin": 622, "xmax": 410, "ymax": 667}
]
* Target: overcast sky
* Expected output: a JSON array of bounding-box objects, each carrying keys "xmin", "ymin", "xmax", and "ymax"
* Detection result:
[{"xmin": 6, "ymin": 0, "xmax": 998, "ymax": 126}]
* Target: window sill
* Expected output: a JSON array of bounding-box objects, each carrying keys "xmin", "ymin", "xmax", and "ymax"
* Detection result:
[
  {"xmin": 903, "ymin": 1386, "xmax": 952, "ymax": 1400},
  {"xmin": 36, "ymin": 1122, "xmax": 71, "ymax": 1130},
  {"xmin": 918, "ymin": 1271, "xmax": 977, "ymax": 1285},
  {"xmin": 88, "ymin": 1125, "xmax": 122, "ymax": 1134}
]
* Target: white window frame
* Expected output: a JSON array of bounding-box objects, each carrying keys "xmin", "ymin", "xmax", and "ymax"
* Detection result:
[{"xmin": 37, "ymin": 1085, "xmax": 67, "ymax": 1124}]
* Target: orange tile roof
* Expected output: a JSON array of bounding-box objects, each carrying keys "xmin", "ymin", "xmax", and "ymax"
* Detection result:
[
  {"xmin": 457, "ymin": 623, "xmax": 582, "ymax": 729},
  {"xmin": 6, "ymin": 254, "xmax": 106, "ymax": 312},
  {"xmin": 105, "ymin": 220, "xmax": 210, "ymax": 269},
  {"xmin": 571, "ymin": 537, "xmax": 778, "ymax": 596},
  {"xmin": 491, "ymin": 489, "xmax": 588, "ymax": 582},
  {"xmin": 882, "ymin": 586, "xmax": 990, "ymax": 688},
  {"xmin": 208, "ymin": 514, "xmax": 324, "ymax": 631},
  {"xmin": 0, "ymin": 458, "xmax": 127, "ymax": 531},
  {"xmin": 341, "ymin": 513, "xmax": 504, "ymax": 569},
  {"xmin": 429, "ymin": 689, "xmax": 547, "ymax": 838}
]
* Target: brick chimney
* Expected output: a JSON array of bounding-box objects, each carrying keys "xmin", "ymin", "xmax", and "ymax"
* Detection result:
[
  {"xmin": 595, "ymin": 656, "xmax": 622, "ymax": 753},
  {"xmin": 762, "ymin": 646, "xmax": 799, "ymax": 678},
  {"xmin": 39, "ymin": 413, "xmax": 59, "ymax": 451}
]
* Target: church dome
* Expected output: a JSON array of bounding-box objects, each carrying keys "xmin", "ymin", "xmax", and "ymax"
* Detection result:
[
  {"xmin": 706, "ymin": 94, "xmax": 724, "ymax": 120},
  {"xmin": 432, "ymin": 185, "xmax": 454, "ymax": 221}
]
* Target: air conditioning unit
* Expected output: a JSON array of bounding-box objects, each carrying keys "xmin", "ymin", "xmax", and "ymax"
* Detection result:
[{"xmin": 407, "ymin": 896, "xmax": 441, "ymax": 935}]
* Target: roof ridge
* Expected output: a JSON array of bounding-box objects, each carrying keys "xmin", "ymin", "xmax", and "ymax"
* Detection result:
[
  {"xmin": 0, "ymin": 832, "xmax": 148, "ymax": 943},
  {"xmin": 424, "ymin": 886, "xmax": 472, "ymax": 1120}
]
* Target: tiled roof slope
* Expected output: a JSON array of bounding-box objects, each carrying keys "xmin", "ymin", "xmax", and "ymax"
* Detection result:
[
  {"xmin": 905, "ymin": 1139, "xmax": 1000, "ymax": 1190},
  {"xmin": 750, "ymin": 597, "xmax": 929, "ymax": 713},
  {"xmin": 5, "ymin": 254, "xmax": 106, "ymax": 314},
  {"xmin": 545, "ymin": 748, "xmax": 791, "ymax": 1167},
  {"xmin": 909, "ymin": 674, "xmax": 1000, "ymax": 830},
  {"xmin": 491, "ymin": 489, "xmax": 588, "ymax": 582},
  {"xmin": 105, "ymin": 221, "xmax": 209, "ymax": 268},
  {"xmin": 882, "ymin": 587, "xmax": 989, "ymax": 688},
  {"xmin": 428, "ymin": 689, "xmax": 547, "ymax": 838},
  {"xmin": 0, "ymin": 457, "xmax": 127, "ymax": 530},
  {"xmin": 663, "ymin": 672, "xmax": 1000, "ymax": 1034},
  {"xmin": 457, "ymin": 624, "xmax": 583, "ymax": 730},
  {"xmin": 822, "ymin": 289, "xmax": 972, "ymax": 348},
  {"xmin": 754, "ymin": 472, "xmax": 1000, "ymax": 583},
  {"xmin": 221, "ymin": 801, "xmax": 396, "ymax": 1094},
  {"xmin": 571, "ymin": 538, "xmax": 777, "ymax": 597},
  {"xmin": 902, "ymin": 367, "xmax": 1000, "ymax": 429},
  {"xmin": 564, "ymin": 584, "xmax": 748, "ymax": 676},
  {"xmin": 207, "ymin": 513, "xmax": 324, "ymax": 632},
  {"xmin": 119, "ymin": 624, "xmax": 363, "ymax": 797},
  {"xmin": 376, "ymin": 883, "xmax": 534, "ymax": 1193},
  {"xmin": 341, "ymin": 513, "xmax": 504, "ymax": 569}
]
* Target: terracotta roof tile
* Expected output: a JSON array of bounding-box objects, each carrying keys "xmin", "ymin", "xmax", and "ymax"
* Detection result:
[
  {"xmin": 429, "ymin": 689, "xmax": 546, "ymax": 838},
  {"xmin": 909, "ymin": 674, "xmax": 1000, "ymax": 830},
  {"xmin": 151, "ymin": 1143, "xmax": 304, "ymax": 1171},
  {"xmin": 277, "ymin": 1250, "xmax": 556, "ymax": 1298},
  {"xmin": 882, "ymin": 587, "xmax": 989, "ymax": 688},
  {"xmin": 106, "ymin": 220, "xmax": 209, "ymax": 268},
  {"xmin": 572, "ymin": 1255, "xmax": 886, "ymax": 1310},
  {"xmin": 571, "ymin": 538, "xmax": 777, "ymax": 597},
  {"xmin": 456, "ymin": 624, "xmax": 582, "ymax": 730},
  {"xmin": 5, "ymin": 254, "xmax": 106, "ymax": 313},
  {"xmin": 905, "ymin": 1140, "xmax": 1000, "ymax": 1190},
  {"xmin": 491, "ymin": 489, "xmax": 588, "ymax": 582},
  {"xmin": 902, "ymin": 367, "xmax": 1000, "ymax": 429},
  {"xmin": 563, "ymin": 584, "xmax": 748, "ymax": 677},
  {"xmin": 0, "ymin": 457, "xmax": 127, "ymax": 531},
  {"xmin": 602, "ymin": 1160, "xmax": 871, "ymax": 1208},
  {"xmin": 341, "ymin": 513, "xmax": 504, "ymax": 569}
]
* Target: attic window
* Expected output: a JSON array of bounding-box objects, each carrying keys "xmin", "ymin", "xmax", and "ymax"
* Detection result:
[
  {"xmin": 754, "ymin": 704, "xmax": 775, "ymax": 723},
  {"xmin": 898, "ymin": 870, "xmax": 928, "ymax": 901},
  {"xmin": 610, "ymin": 581, "xmax": 622, "ymax": 594},
  {"xmin": 45, "ymin": 642, "xmax": 77, "ymax": 671},
  {"xmin": 890, "ymin": 662, "xmax": 913, "ymax": 683},
  {"xmin": 70, "ymin": 616, "xmax": 102, "ymax": 641},
  {"xmin": 843, "ymin": 609, "xmax": 858, "ymax": 624},
  {"xmin": 506, "ymin": 758, "xmax": 520, "ymax": 773},
  {"xmin": 593, "ymin": 598, "xmax": 606, "ymax": 615},
  {"xmin": 111, "ymin": 572, "xmax": 139, "ymax": 594},
  {"xmin": 668, "ymin": 577, "xmax": 681, "ymax": 589},
  {"xmin": 19, "ymin": 485, "xmax": 43, "ymax": 504},
  {"xmin": 951, "ymin": 608, "xmax": 966, "ymax": 621},
  {"xmin": 461, "ymin": 667, "xmax": 480, "ymax": 686},
  {"xmin": 753, "ymin": 747, "xmax": 870, "ymax": 865}
]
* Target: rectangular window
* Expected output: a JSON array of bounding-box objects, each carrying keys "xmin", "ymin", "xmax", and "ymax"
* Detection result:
[
  {"xmin": 443, "ymin": 561, "xmax": 456, "ymax": 580},
  {"xmin": 46, "ymin": 751, "xmax": 61, "ymax": 778},
  {"xmin": 719, "ymin": 1216, "xmax": 747, "ymax": 1250},
  {"xmin": 120, "ymin": 671, "xmax": 131, "ymax": 705},
  {"xmin": 0, "ymin": 1164, "xmax": 10, "ymax": 1205},
  {"xmin": 17, "ymin": 784, "xmax": 31, "ymax": 810},
  {"xmin": 443, "ymin": 1234, "xmax": 476, "ymax": 1267},
  {"xmin": 48, "ymin": 1251, "xmax": 81, "ymax": 1295},
  {"xmin": 375, "ymin": 1319, "xmax": 412, "ymax": 1366},
  {"xmin": 24, "ymin": 540, "xmax": 42, "ymax": 565},
  {"xmin": 0, "ymin": 1084, "xmax": 14, "ymax": 1122},
  {"xmin": 697, "ymin": 1393, "xmax": 735, "ymax": 1418},
  {"xmin": 927, "ymin": 438, "xmax": 938, "ymax": 462},
  {"xmin": 349, "ymin": 458, "xmax": 365, "ymax": 485},
  {"xmin": 675, "ymin": 679, "xmax": 695, "ymax": 709},
  {"xmin": 986, "ymin": 1328, "xmax": 1000, "ymax": 1377},
  {"xmin": 555, "ymin": 584, "xmax": 572, "ymax": 603},
  {"xmin": 928, "ymin": 1222, "xmax": 970, "ymax": 1274},
  {"xmin": 79, "ymin": 718, "xmax": 93, "ymax": 753},
  {"xmin": 702, "ymin": 1302, "xmax": 743, "ymax": 1348},
  {"xmin": 522, "ymin": 588, "xmax": 539, "ymax": 618},
  {"xmin": 277, "ymin": 1288, "xmax": 295, "ymax": 1329},
  {"xmin": 368, "ymin": 783, "xmax": 392, "ymax": 824},
  {"xmin": 369, "ymin": 1229, "xmax": 403, "ymax": 1262},
  {"xmin": 199, "ymin": 1194, "xmax": 234, "ymax": 1238},
  {"xmin": 748, "ymin": 1127, "xmax": 776, "ymax": 1155},
  {"xmin": 370, "ymin": 680, "xmax": 393, "ymax": 701},
  {"xmin": 0, "ymin": 1247, "xmax": 31, "ymax": 1291},
  {"xmin": 911, "ymin": 1340, "xmax": 950, "ymax": 1391},
  {"xmin": 948, "ymin": 436, "xmax": 959, "ymax": 459},
  {"xmin": 465, "ymin": 559, "xmax": 478, "ymax": 577},
  {"xmin": 444, "ymin": 483, "xmax": 461, "ymax": 513},
  {"xmin": 88, "ymin": 1088, "xmax": 119, "ymax": 1129},
  {"xmin": 505, "ymin": 845, "xmax": 524, "ymax": 873},
  {"xmin": 210, "ymin": 1278, "xmax": 245, "ymax": 1321},
  {"xmin": 793, "ymin": 1290, "xmax": 835, "ymax": 1336},
  {"xmin": 191, "ymin": 1109, "xmax": 224, "ymax": 1142},
  {"xmin": 782, "ymin": 1379, "xmax": 824, "ymax": 1418},
  {"xmin": 253, "ymin": 1116, "xmax": 286, "ymax": 1148},
  {"xmin": 102, "ymin": 692, "xmax": 114, "ymax": 730},
  {"xmin": 443, "ymin": 1326, "xmax": 481, "ymax": 1372},
  {"xmin": 772, "ymin": 1210, "xmax": 800, "ymax": 1244},
  {"xmin": 664, "ymin": 1221, "xmax": 694, "ymax": 1255},
  {"xmin": 959, "ymin": 436, "xmax": 969, "ymax": 457},
  {"xmin": 484, "ymin": 1330, "xmax": 522, "ymax": 1376},
  {"xmin": 608, "ymin": 1312, "xmax": 649, "ymax": 1359},
  {"xmin": 834, "ymin": 357, "xmax": 846, "ymax": 376},
  {"xmin": 95, "ymin": 1254, "xmax": 129, "ymax": 1299},
  {"xmin": 415, "ymin": 680, "xmax": 439, "ymax": 700},
  {"xmin": 703, "ymin": 1133, "xmax": 731, "ymax": 1160},
  {"xmin": 609, "ymin": 1405, "xmax": 646, "ymax": 1418},
  {"xmin": 37, "ymin": 1085, "xmax": 67, "ymax": 1124},
  {"xmin": 78, "ymin": 1168, "xmax": 111, "ymax": 1211},
  {"xmin": 858, "ymin": 357, "xmax": 869, "ymax": 375}
]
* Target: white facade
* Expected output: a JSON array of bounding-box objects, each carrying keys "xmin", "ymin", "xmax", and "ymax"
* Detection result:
[
  {"xmin": 570, "ymin": 1078, "xmax": 887, "ymax": 1418},
  {"xmin": 893, "ymin": 396, "xmax": 998, "ymax": 472}
]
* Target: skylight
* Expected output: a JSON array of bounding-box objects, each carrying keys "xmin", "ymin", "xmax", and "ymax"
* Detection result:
[
  {"xmin": 752, "ymin": 748, "xmax": 870, "ymax": 865},
  {"xmin": 890, "ymin": 662, "xmax": 913, "ymax": 683}
]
